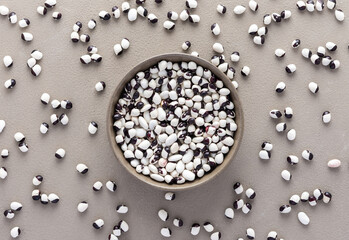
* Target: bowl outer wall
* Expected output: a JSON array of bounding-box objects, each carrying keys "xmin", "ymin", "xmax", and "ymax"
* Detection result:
[{"xmin": 107, "ymin": 53, "xmax": 244, "ymax": 191}]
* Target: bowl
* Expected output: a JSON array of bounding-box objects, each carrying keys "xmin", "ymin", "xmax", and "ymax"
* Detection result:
[{"xmin": 107, "ymin": 53, "xmax": 244, "ymax": 190}]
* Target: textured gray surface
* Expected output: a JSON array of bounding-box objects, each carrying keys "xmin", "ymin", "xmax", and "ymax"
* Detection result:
[{"xmin": 0, "ymin": 0, "xmax": 348, "ymax": 239}]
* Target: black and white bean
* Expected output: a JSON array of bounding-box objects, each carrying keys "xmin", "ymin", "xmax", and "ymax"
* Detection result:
[
  {"xmin": 4, "ymin": 79, "xmax": 16, "ymax": 89},
  {"xmin": 263, "ymin": 14, "xmax": 272, "ymax": 25},
  {"xmin": 10, "ymin": 227, "xmax": 21, "ymax": 238},
  {"xmin": 116, "ymin": 204, "xmax": 128, "ymax": 214},
  {"xmin": 211, "ymin": 23, "xmax": 221, "ymax": 36},
  {"xmin": 276, "ymin": 82, "xmax": 286, "ymax": 93},
  {"xmin": 21, "ymin": 32, "xmax": 34, "ymax": 42},
  {"xmin": 306, "ymin": 0, "xmax": 315, "ymax": 12},
  {"xmin": 275, "ymin": 49, "xmax": 285, "ymax": 58},
  {"xmin": 233, "ymin": 182, "xmax": 244, "ymax": 194},
  {"xmin": 285, "ymin": 64, "xmax": 296, "ymax": 74},
  {"xmin": 158, "ymin": 209, "xmax": 169, "ymax": 221},
  {"xmin": 313, "ymin": 188, "xmax": 323, "ymax": 200},
  {"xmin": 279, "ymin": 204, "xmax": 292, "ymax": 214},
  {"xmin": 76, "ymin": 163, "xmax": 88, "ymax": 174},
  {"xmin": 316, "ymin": 0, "xmax": 324, "ymax": 11},
  {"xmin": 50, "ymin": 114, "xmax": 59, "ymax": 125},
  {"xmin": 8, "ymin": 12, "xmax": 17, "ymax": 24},
  {"xmin": 160, "ymin": 227, "xmax": 172, "ymax": 238},
  {"xmin": 287, "ymin": 155, "xmax": 299, "ymax": 165},
  {"xmin": 284, "ymin": 107, "xmax": 293, "ymax": 118},
  {"xmin": 32, "ymin": 175, "xmax": 43, "ymax": 186},
  {"xmin": 4, "ymin": 209, "xmax": 15, "ymax": 219},
  {"xmin": 148, "ymin": 13, "xmax": 158, "ymax": 23},
  {"xmin": 246, "ymin": 228, "xmax": 255, "ymax": 239},
  {"xmin": 308, "ymin": 82, "xmax": 319, "ymax": 94},
  {"xmin": 31, "ymin": 64, "xmax": 42, "ymax": 76},
  {"xmin": 48, "ymin": 193, "xmax": 60, "ymax": 203},
  {"xmin": 3, "ymin": 56, "xmax": 13, "ymax": 68},
  {"xmin": 281, "ymin": 170, "xmax": 292, "ymax": 181},
  {"xmin": 292, "ymin": 39, "xmax": 301, "ymax": 48},
  {"xmin": 95, "ymin": 81, "xmax": 106, "ymax": 92},
  {"xmin": 335, "ymin": 9, "xmax": 345, "ymax": 22},
  {"xmin": 173, "ymin": 218, "xmax": 183, "ymax": 227},
  {"xmin": 246, "ymin": 188, "xmax": 256, "ymax": 199},
  {"xmin": 163, "ymin": 20, "xmax": 175, "ymax": 30},
  {"xmin": 164, "ymin": 192, "xmax": 175, "ymax": 201},
  {"xmin": 224, "ymin": 207, "xmax": 234, "ymax": 219},
  {"xmin": 37, "ymin": 6, "xmax": 47, "ymax": 15},
  {"xmin": 88, "ymin": 121, "xmax": 98, "ymax": 134},
  {"xmin": 52, "ymin": 12, "xmax": 62, "ymax": 20},
  {"xmin": 289, "ymin": 194, "xmax": 300, "ymax": 205},
  {"xmin": 249, "ymin": 0, "xmax": 258, "ymax": 12},
  {"xmin": 40, "ymin": 122, "xmax": 49, "ymax": 134},
  {"xmin": 323, "ymin": 192, "xmax": 332, "ymax": 203},
  {"xmin": 216, "ymin": 4, "xmax": 226, "ymax": 14},
  {"xmin": 32, "ymin": 189, "xmax": 40, "ymax": 200},
  {"xmin": 106, "ymin": 180, "xmax": 117, "ymax": 192},
  {"xmin": 190, "ymin": 223, "xmax": 200, "ymax": 236},
  {"xmin": 10, "ymin": 202, "xmax": 22, "ymax": 211},
  {"xmin": 93, "ymin": 181, "xmax": 103, "ymax": 191},
  {"xmin": 322, "ymin": 111, "xmax": 331, "ymax": 123},
  {"xmin": 93, "ymin": 219, "xmax": 104, "ymax": 229},
  {"xmin": 203, "ymin": 222, "xmax": 214, "ymax": 233},
  {"xmin": 302, "ymin": 150, "xmax": 314, "ymax": 160},
  {"xmin": 0, "ymin": 166, "xmax": 8, "ymax": 179},
  {"xmin": 40, "ymin": 193, "xmax": 49, "ymax": 204},
  {"xmin": 242, "ymin": 203, "xmax": 252, "ymax": 214},
  {"xmin": 301, "ymin": 191, "xmax": 310, "ymax": 202},
  {"xmin": 302, "ymin": 48, "xmax": 312, "ymax": 58},
  {"xmin": 308, "ymin": 196, "xmax": 317, "ymax": 206},
  {"xmin": 88, "ymin": 19, "xmax": 96, "ymax": 29},
  {"xmin": 210, "ymin": 231, "xmax": 222, "ymax": 240},
  {"xmin": 77, "ymin": 201, "xmax": 88, "ymax": 212},
  {"xmin": 55, "ymin": 148, "xmax": 66, "ymax": 159},
  {"xmin": 1, "ymin": 149, "xmax": 9, "ymax": 158}
]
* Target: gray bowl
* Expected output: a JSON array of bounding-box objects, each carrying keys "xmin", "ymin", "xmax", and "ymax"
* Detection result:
[{"xmin": 107, "ymin": 53, "xmax": 244, "ymax": 190}]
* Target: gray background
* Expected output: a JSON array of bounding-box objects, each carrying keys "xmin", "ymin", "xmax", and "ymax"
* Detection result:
[{"xmin": 0, "ymin": 0, "xmax": 348, "ymax": 239}]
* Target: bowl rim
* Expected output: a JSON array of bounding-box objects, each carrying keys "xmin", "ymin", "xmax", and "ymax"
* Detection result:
[{"xmin": 107, "ymin": 53, "xmax": 244, "ymax": 191}]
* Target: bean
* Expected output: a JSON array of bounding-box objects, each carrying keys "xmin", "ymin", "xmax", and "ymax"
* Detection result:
[
  {"xmin": 160, "ymin": 227, "xmax": 172, "ymax": 237},
  {"xmin": 246, "ymin": 228, "xmax": 255, "ymax": 239},
  {"xmin": 1, "ymin": 149, "xmax": 9, "ymax": 158},
  {"xmin": 234, "ymin": 5, "xmax": 246, "ymax": 15},
  {"xmin": 106, "ymin": 180, "xmax": 117, "ymax": 192},
  {"xmin": 217, "ymin": 4, "xmax": 226, "ymax": 14},
  {"xmin": 328, "ymin": 159, "xmax": 341, "ymax": 168},
  {"xmin": 322, "ymin": 111, "xmax": 331, "ymax": 123},
  {"xmin": 93, "ymin": 219, "xmax": 104, "ymax": 229},
  {"xmin": 10, "ymin": 227, "xmax": 21, "ymax": 238},
  {"xmin": 77, "ymin": 201, "xmax": 88, "ymax": 212},
  {"xmin": 308, "ymin": 82, "xmax": 319, "ymax": 94},
  {"xmin": 21, "ymin": 32, "xmax": 33, "ymax": 42},
  {"xmin": 246, "ymin": 188, "xmax": 256, "ymax": 199},
  {"xmin": 76, "ymin": 163, "xmax": 88, "ymax": 174},
  {"xmin": 224, "ymin": 207, "xmax": 234, "ymax": 219},
  {"xmin": 190, "ymin": 223, "xmax": 200, "ymax": 236},
  {"xmin": 281, "ymin": 170, "xmax": 292, "ymax": 181},
  {"xmin": 298, "ymin": 212, "xmax": 310, "ymax": 225}
]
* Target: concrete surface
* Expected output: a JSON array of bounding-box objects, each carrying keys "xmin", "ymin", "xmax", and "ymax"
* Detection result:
[{"xmin": 0, "ymin": 0, "xmax": 348, "ymax": 239}]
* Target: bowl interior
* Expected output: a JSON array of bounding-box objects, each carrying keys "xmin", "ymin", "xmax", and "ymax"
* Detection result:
[{"xmin": 107, "ymin": 53, "xmax": 244, "ymax": 190}]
